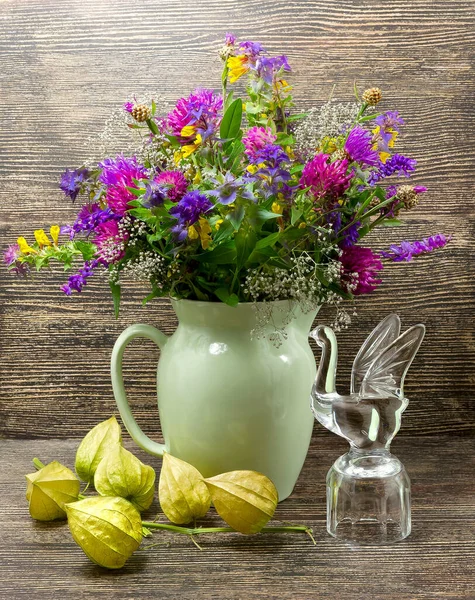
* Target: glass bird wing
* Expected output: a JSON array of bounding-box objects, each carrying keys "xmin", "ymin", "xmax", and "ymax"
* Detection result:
[
  {"xmin": 360, "ymin": 324, "xmax": 425, "ymax": 398},
  {"xmin": 351, "ymin": 314, "xmax": 401, "ymax": 395}
]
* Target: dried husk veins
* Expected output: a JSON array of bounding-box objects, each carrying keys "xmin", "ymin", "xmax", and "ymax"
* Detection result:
[
  {"xmin": 94, "ymin": 446, "xmax": 155, "ymax": 512},
  {"xmin": 66, "ymin": 496, "xmax": 142, "ymax": 569},
  {"xmin": 75, "ymin": 416, "xmax": 122, "ymax": 484},
  {"xmin": 25, "ymin": 460, "xmax": 80, "ymax": 521},
  {"xmin": 158, "ymin": 452, "xmax": 211, "ymax": 524},
  {"xmin": 204, "ymin": 470, "xmax": 278, "ymax": 534}
]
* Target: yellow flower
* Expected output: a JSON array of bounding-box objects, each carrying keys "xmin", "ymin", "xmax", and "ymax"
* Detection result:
[
  {"xmin": 198, "ymin": 218, "xmax": 212, "ymax": 250},
  {"xmin": 372, "ymin": 126, "xmax": 398, "ymax": 163},
  {"xmin": 227, "ymin": 55, "xmax": 249, "ymax": 83},
  {"xmin": 187, "ymin": 225, "xmax": 199, "ymax": 240},
  {"xmin": 379, "ymin": 152, "xmax": 391, "ymax": 164},
  {"xmin": 246, "ymin": 164, "xmax": 259, "ymax": 174},
  {"xmin": 182, "ymin": 134, "xmax": 203, "ymax": 158},
  {"xmin": 50, "ymin": 225, "xmax": 60, "ymax": 246},
  {"xmin": 34, "ymin": 229, "xmax": 51, "ymax": 249},
  {"xmin": 180, "ymin": 125, "xmax": 197, "ymax": 138},
  {"xmin": 174, "ymin": 150, "xmax": 184, "ymax": 164},
  {"xmin": 215, "ymin": 219, "xmax": 224, "ymax": 230},
  {"xmin": 271, "ymin": 202, "xmax": 283, "ymax": 215},
  {"xmin": 298, "ymin": 222, "xmax": 307, "ymax": 229},
  {"xmin": 319, "ymin": 137, "xmax": 338, "ymax": 154},
  {"xmin": 17, "ymin": 237, "xmax": 37, "ymax": 254},
  {"xmin": 193, "ymin": 170, "xmax": 201, "ymax": 184}
]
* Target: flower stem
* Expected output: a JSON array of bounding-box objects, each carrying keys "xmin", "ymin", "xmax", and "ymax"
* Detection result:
[
  {"xmin": 32, "ymin": 458, "xmax": 46, "ymax": 470},
  {"xmin": 141, "ymin": 521, "xmax": 315, "ymax": 542}
]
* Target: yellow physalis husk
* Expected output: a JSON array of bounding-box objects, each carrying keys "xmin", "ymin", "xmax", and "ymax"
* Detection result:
[
  {"xmin": 17, "ymin": 236, "xmax": 36, "ymax": 255},
  {"xmin": 204, "ymin": 470, "xmax": 278, "ymax": 535},
  {"xmin": 50, "ymin": 225, "xmax": 60, "ymax": 246},
  {"xmin": 94, "ymin": 446, "xmax": 156, "ymax": 512},
  {"xmin": 75, "ymin": 416, "xmax": 122, "ymax": 484},
  {"xmin": 158, "ymin": 453, "xmax": 211, "ymax": 525},
  {"xmin": 66, "ymin": 496, "xmax": 142, "ymax": 569},
  {"xmin": 34, "ymin": 229, "xmax": 51, "ymax": 249},
  {"xmin": 25, "ymin": 461, "xmax": 80, "ymax": 521}
]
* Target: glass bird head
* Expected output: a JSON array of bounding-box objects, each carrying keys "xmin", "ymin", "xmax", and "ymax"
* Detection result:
[{"xmin": 310, "ymin": 315, "xmax": 425, "ymax": 451}]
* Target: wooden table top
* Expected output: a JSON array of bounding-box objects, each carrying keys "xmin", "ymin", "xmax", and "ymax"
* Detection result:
[{"xmin": 1, "ymin": 435, "xmax": 474, "ymax": 599}]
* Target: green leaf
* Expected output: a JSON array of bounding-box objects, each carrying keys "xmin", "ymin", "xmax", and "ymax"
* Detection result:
[
  {"xmin": 276, "ymin": 132, "xmax": 294, "ymax": 146},
  {"xmin": 381, "ymin": 218, "xmax": 404, "ymax": 227},
  {"xmin": 194, "ymin": 242, "xmax": 237, "ymax": 264},
  {"xmin": 224, "ymin": 91, "xmax": 234, "ymax": 111},
  {"xmin": 215, "ymin": 287, "xmax": 240, "ymax": 307},
  {"xmin": 291, "ymin": 207, "xmax": 303, "ymax": 226},
  {"xmin": 126, "ymin": 186, "xmax": 145, "ymax": 197},
  {"xmin": 255, "ymin": 232, "xmax": 280, "ymax": 250},
  {"xmin": 235, "ymin": 228, "xmax": 257, "ymax": 271},
  {"xmin": 213, "ymin": 219, "xmax": 235, "ymax": 244},
  {"xmin": 220, "ymin": 98, "xmax": 243, "ymax": 140},
  {"xmin": 74, "ymin": 241, "xmax": 96, "ymax": 261},
  {"xmin": 151, "ymin": 99, "xmax": 157, "ymax": 117},
  {"xmin": 227, "ymin": 205, "xmax": 245, "ymax": 231},
  {"xmin": 255, "ymin": 209, "xmax": 281, "ymax": 223},
  {"xmin": 109, "ymin": 280, "xmax": 121, "ymax": 319},
  {"xmin": 146, "ymin": 119, "xmax": 159, "ymax": 135}
]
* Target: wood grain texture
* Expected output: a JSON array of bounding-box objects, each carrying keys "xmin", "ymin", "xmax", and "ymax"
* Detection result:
[
  {"xmin": 0, "ymin": 0, "xmax": 475, "ymax": 439},
  {"xmin": 1, "ymin": 436, "xmax": 474, "ymax": 599}
]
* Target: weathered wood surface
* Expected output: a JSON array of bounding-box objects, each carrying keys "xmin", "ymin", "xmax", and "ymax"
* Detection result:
[
  {"xmin": 1, "ymin": 436, "xmax": 474, "ymax": 599},
  {"xmin": 1, "ymin": 0, "xmax": 474, "ymax": 439}
]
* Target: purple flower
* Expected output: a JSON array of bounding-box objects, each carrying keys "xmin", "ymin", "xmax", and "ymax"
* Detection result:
[
  {"xmin": 61, "ymin": 259, "xmax": 98, "ymax": 295},
  {"xmin": 300, "ymin": 153, "xmax": 353, "ymax": 202},
  {"xmin": 249, "ymin": 143, "xmax": 290, "ymax": 167},
  {"xmin": 381, "ymin": 234, "xmax": 452, "ymax": 262},
  {"xmin": 243, "ymin": 127, "xmax": 277, "ymax": 160},
  {"xmin": 207, "ymin": 172, "xmax": 254, "ymax": 205},
  {"xmin": 123, "ymin": 101, "xmax": 134, "ymax": 114},
  {"xmin": 369, "ymin": 154, "xmax": 417, "ymax": 185},
  {"xmin": 98, "ymin": 155, "xmax": 147, "ymax": 187},
  {"xmin": 60, "ymin": 167, "xmax": 90, "ymax": 201},
  {"xmin": 169, "ymin": 190, "xmax": 213, "ymax": 233},
  {"xmin": 3, "ymin": 244, "xmax": 29, "ymax": 276},
  {"xmin": 344, "ymin": 127, "xmax": 379, "ymax": 166},
  {"xmin": 256, "ymin": 55, "xmax": 291, "ymax": 84},
  {"xmin": 166, "ymin": 89, "xmax": 223, "ymax": 143},
  {"xmin": 68, "ymin": 203, "xmax": 116, "ymax": 238},
  {"xmin": 155, "ymin": 170, "xmax": 188, "ymax": 202},
  {"xmin": 225, "ymin": 32, "xmax": 236, "ymax": 45},
  {"xmin": 340, "ymin": 246, "xmax": 383, "ymax": 295},
  {"xmin": 340, "ymin": 221, "xmax": 361, "ymax": 248},
  {"xmin": 143, "ymin": 181, "xmax": 168, "ymax": 208},
  {"xmin": 374, "ymin": 111, "xmax": 404, "ymax": 132},
  {"xmin": 238, "ymin": 40, "xmax": 266, "ymax": 58}
]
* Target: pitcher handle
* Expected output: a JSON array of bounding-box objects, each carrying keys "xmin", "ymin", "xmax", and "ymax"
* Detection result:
[{"xmin": 111, "ymin": 323, "xmax": 168, "ymax": 457}]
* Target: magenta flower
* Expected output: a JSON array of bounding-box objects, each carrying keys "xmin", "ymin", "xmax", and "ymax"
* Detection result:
[
  {"xmin": 243, "ymin": 127, "xmax": 277, "ymax": 159},
  {"xmin": 94, "ymin": 220, "xmax": 128, "ymax": 264},
  {"xmin": 166, "ymin": 89, "xmax": 223, "ymax": 143},
  {"xmin": 155, "ymin": 170, "xmax": 188, "ymax": 202},
  {"xmin": 381, "ymin": 234, "xmax": 452, "ymax": 262},
  {"xmin": 3, "ymin": 244, "xmax": 28, "ymax": 275},
  {"xmin": 123, "ymin": 101, "xmax": 134, "ymax": 114},
  {"xmin": 340, "ymin": 246, "xmax": 383, "ymax": 295},
  {"xmin": 98, "ymin": 155, "xmax": 147, "ymax": 187},
  {"xmin": 344, "ymin": 127, "xmax": 379, "ymax": 166},
  {"xmin": 300, "ymin": 153, "xmax": 353, "ymax": 202}
]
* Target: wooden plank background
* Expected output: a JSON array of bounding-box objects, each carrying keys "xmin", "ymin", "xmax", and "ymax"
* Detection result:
[{"xmin": 1, "ymin": 0, "xmax": 474, "ymax": 441}]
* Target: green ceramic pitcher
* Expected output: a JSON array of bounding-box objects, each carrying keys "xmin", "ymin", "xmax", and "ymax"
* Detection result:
[{"xmin": 111, "ymin": 299, "xmax": 319, "ymax": 500}]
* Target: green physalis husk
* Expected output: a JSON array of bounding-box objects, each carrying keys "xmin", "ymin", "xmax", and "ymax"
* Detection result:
[
  {"xmin": 204, "ymin": 470, "xmax": 278, "ymax": 534},
  {"xmin": 94, "ymin": 446, "xmax": 156, "ymax": 512},
  {"xmin": 75, "ymin": 416, "xmax": 122, "ymax": 484},
  {"xmin": 66, "ymin": 496, "xmax": 142, "ymax": 569},
  {"xmin": 25, "ymin": 460, "xmax": 80, "ymax": 521},
  {"xmin": 158, "ymin": 452, "xmax": 211, "ymax": 524}
]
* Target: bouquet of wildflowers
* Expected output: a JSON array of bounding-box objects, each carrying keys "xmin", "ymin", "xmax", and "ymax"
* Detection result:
[{"xmin": 4, "ymin": 33, "xmax": 450, "ymax": 320}]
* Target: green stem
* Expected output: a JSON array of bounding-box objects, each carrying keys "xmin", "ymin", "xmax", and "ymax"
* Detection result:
[
  {"xmin": 32, "ymin": 458, "xmax": 45, "ymax": 470},
  {"xmin": 142, "ymin": 521, "xmax": 314, "ymax": 539}
]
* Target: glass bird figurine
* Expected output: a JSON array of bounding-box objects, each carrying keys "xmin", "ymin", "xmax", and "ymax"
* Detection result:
[{"xmin": 310, "ymin": 314, "xmax": 425, "ymax": 544}]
